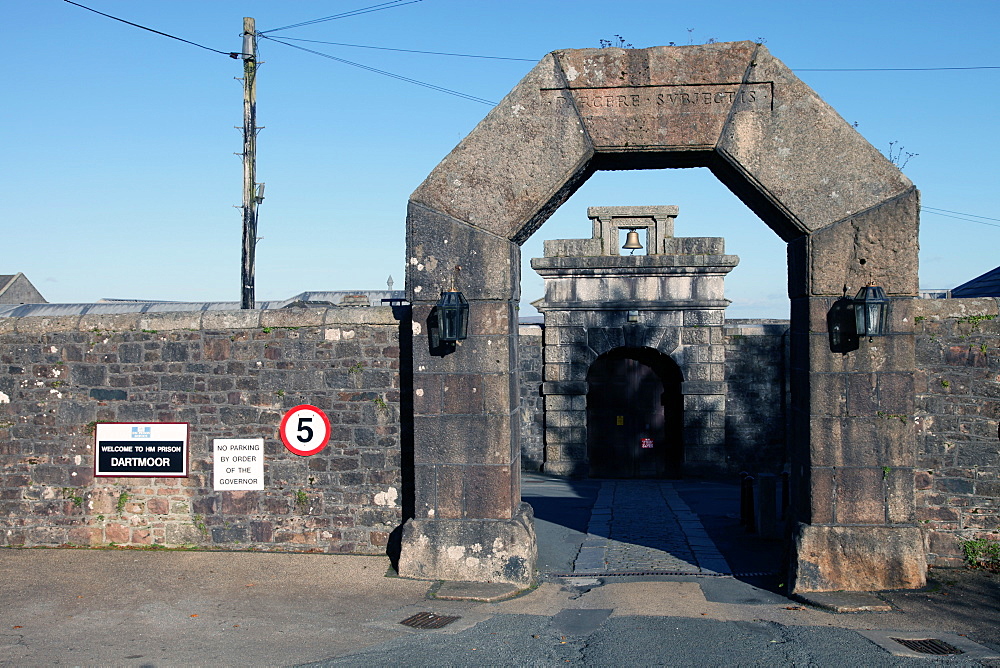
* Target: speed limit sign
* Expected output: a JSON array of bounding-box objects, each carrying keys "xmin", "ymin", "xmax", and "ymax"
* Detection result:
[{"xmin": 279, "ymin": 405, "xmax": 331, "ymax": 456}]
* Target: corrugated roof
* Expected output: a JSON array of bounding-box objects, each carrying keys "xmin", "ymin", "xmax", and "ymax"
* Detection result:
[
  {"xmin": 0, "ymin": 290, "xmax": 406, "ymax": 318},
  {"xmin": 952, "ymin": 266, "xmax": 1000, "ymax": 298}
]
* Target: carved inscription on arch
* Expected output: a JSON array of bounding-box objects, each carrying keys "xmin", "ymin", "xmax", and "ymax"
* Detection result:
[
  {"xmin": 541, "ymin": 83, "xmax": 773, "ymax": 149},
  {"xmin": 543, "ymin": 84, "xmax": 772, "ymax": 111}
]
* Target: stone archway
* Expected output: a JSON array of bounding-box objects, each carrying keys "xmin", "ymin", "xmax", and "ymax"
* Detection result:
[{"xmin": 400, "ymin": 42, "xmax": 922, "ymax": 593}]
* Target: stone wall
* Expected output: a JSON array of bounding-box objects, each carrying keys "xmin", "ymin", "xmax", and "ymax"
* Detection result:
[
  {"xmin": 0, "ymin": 308, "xmax": 405, "ymax": 553},
  {"xmin": 518, "ymin": 323, "xmax": 544, "ymax": 471},
  {"xmin": 723, "ymin": 320, "xmax": 789, "ymax": 475},
  {"xmin": 3, "ymin": 298, "xmax": 999, "ymax": 570},
  {"xmin": 912, "ymin": 298, "xmax": 1000, "ymax": 566},
  {"xmin": 516, "ymin": 300, "xmax": 1000, "ymax": 570},
  {"xmin": 719, "ymin": 303, "xmax": 1000, "ymax": 568}
]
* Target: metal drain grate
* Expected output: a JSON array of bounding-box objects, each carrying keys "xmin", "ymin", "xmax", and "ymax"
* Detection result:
[
  {"xmin": 399, "ymin": 612, "xmax": 461, "ymax": 630},
  {"xmin": 890, "ymin": 638, "xmax": 964, "ymax": 656},
  {"xmin": 550, "ymin": 570, "xmax": 781, "ymax": 578}
]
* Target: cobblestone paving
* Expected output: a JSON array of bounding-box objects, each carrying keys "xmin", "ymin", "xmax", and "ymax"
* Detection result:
[{"xmin": 574, "ymin": 480, "xmax": 730, "ymax": 575}]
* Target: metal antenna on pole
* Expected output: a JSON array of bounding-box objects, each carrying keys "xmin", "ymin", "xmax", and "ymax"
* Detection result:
[{"xmin": 240, "ymin": 17, "xmax": 259, "ymax": 309}]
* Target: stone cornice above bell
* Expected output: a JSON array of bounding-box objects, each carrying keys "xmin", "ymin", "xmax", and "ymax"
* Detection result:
[
  {"xmin": 530, "ymin": 254, "xmax": 740, "ymax": 276},
  {"xmin": 536, "ymin": 299, "xmax": 732, "ymax": 311},
  {"xmin": 543, "ymin": 234, "xmax": 729, "ymax": 258}
]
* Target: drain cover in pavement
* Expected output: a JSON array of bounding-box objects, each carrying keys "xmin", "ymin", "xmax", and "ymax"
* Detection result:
[
  {"xmin": 858, "ymin": 631, "xmax": 1000, "ymax": 660},
  {"xmin": 399, "ymin": 612, "xmax": 461, "ymax": 629},
  {"xmin": 890, "ymin": 638, "xmax": 963, "ymax": 655}
]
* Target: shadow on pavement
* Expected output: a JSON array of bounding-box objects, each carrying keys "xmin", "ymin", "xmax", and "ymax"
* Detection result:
[
  {"xmin": 521, "ymin": 472, "xmax": 602, "ymax": 574},
  {"xmin": 522, "ymin": 473, "xmax": 788, "ymax": 594},
  {"xmin": 675, "ymin": 480, "xmax": 788, "ymax": 593},
  {"xmin": 521, "ymin": 474, "xmax": 601, "ymax": 534}
]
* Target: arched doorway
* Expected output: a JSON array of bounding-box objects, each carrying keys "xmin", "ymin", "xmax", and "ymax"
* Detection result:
[{"xmin": 586, "ymin": 347, "xmax": 683, "ymax": 478}]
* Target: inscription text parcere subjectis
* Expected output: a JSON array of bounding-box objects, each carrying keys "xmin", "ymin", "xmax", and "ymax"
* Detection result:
[{"xmin": 541, "ymin": 83, "xmax": 773, "ymax": 111}]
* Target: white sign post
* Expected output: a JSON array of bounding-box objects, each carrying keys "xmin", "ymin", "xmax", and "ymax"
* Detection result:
[{"xmin": 213, "ymin": 438, "xmax": 264, "ymax": 490}]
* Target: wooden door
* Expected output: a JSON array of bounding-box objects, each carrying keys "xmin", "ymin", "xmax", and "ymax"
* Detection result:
[{"xmin": 587, "ymin": 353, "xmax": 670, "ymax": 478}]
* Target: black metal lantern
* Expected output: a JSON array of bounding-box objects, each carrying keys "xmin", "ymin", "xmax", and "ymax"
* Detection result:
[
  {"xmin": 436, "ymin": 290, "xmax": 469, "ymax": 342},
  {"xmin": 853, "ymin": 282, "xmax": 890, "ymax": 339}
]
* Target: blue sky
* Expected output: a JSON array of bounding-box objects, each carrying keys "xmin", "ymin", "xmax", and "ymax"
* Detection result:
[{"xmin": 3, "ymin": 1, "xmax": 998, "ymax": 318}]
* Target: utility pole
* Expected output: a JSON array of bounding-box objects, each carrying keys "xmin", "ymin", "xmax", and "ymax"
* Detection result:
[{"xmin": 240, "ymin": 17, "xmax": 259, "ymax": 309}]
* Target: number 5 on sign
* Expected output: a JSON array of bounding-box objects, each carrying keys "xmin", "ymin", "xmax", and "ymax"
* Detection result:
[{"xmin": 279, "ymin": 405, "xmax": 331, "ymax": 456}]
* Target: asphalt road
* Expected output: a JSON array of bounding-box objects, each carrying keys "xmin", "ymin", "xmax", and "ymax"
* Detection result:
[{"xmin": 311, "ymin": 613, "xmax": 988, "ymax": 667}]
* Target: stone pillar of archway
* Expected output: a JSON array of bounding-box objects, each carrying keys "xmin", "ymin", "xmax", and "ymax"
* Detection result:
[
  {"xmin": 397, "ymin": 208, "xmax": 536, "ymax": 585},
  {"xmin": 401, "ymin": 42, "xmax": 924, "ymax": 591},
  {"xmin": 786, "ymin": 190, "xmax": 924, "ymax": 592}
]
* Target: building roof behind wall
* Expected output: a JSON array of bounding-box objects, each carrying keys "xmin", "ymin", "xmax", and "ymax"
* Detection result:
[
  {"xmin": 0, "ymin": 273, "xmax": 47, "ymax": 305},
  {"xmin": 953, "ymin": 266, "xmax": 1000, "ymax": 298},
  {"xmin": 0, "ymin": 290, "xmax": 404, "ymax": 318}
]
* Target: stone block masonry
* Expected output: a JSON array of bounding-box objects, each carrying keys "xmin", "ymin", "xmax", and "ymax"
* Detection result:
[
  {"xmin": 3, "ymin": 296, "xmax": 999, "ymax": 575},
  {"xmin": 518, "ymin": 324, "xmax": 544, "ymax": 471},
  {"xmin": 721, "ymin": 302, "xmax": 1000, "ymax": 571},
  {"xmin": 0, "ymin": 308, "xmax": 404, "ymax": 554},
  {"xmin": 724, "ymin": 321, "xmax": 789, "ymax": 475},
  {"xmin": 912, "ymin": 298, "xmax": 1000, "ymax": 567}
]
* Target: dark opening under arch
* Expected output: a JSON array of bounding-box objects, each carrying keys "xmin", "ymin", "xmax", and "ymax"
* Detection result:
[{"xmin": 587, "ymin": 347, "xmax": 683, "ymax": 479}]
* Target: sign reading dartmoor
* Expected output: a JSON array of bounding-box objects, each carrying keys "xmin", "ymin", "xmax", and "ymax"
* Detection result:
[{"xmin": 94, "ymin": 423, "xmax": 188, "ymax": 478}]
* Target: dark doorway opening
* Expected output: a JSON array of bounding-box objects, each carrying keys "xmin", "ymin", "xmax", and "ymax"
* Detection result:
[{"xmin": 586, "ymin": 346, "xmax": 683, "ymax": 479}]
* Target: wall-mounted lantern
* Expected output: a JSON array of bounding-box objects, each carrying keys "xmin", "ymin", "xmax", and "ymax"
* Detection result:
[
  {"xmin": 853, "ymin": 282, "xmax": 891, "ymax": 340},
  {"xmin": 436, "ymin": 266, "xmax": 469, "ymax": 342},
  {"xmin": 827, "ymin": 297, "xmax": 859, "ymax": 353}
]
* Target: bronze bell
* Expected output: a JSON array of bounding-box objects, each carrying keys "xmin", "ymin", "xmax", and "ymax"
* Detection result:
[{"xmin": 622, "ymin": 229, "xmax": 643, "ymax": 251}]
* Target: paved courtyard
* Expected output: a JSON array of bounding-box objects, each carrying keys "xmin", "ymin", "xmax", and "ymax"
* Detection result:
[
  {"xmin": 572, "ymin": 480, "xmax": 730, "ymax": 576},
  {"xmin": 522, "ymin": 473, "xmax": 779, "ymax": 585}
]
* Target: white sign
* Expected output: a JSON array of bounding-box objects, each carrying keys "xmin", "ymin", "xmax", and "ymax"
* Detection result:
[
  {"xmin": 279, "ymin": 405, "xmax": 331, "ymax": 456},
  {"xmin": 213, "ymin": 439, "xmax": 264, "ymax": 490},
  {"xmin": 95, "ymin": 423, "xmax": 188, "ymax": 477}
]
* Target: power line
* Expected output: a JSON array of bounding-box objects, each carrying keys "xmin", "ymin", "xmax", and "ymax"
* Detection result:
[
  {"xmin": 924, "ymin": 207, "xmax": 1000, "ymax": 223},
  {"xmin": 260, "ymin": 1, "xmax": 423, "ymax": 34},
  {"xmin": 796, "ymin": 66, "xmax": 1000, "ymax": 72},
  {"xmin": 62, "ymin": 0, "xmax": 237, "ymax": 57},
  {"xmin": 923, "ymin": 207, "xmax": 1000, "ymax": 229},
  {"xmin": 247, "ymin": 35, "xmax": 1000, "ymax": 71},
  {"xmin": 55, "ymin": 2, "xmax": 1000, "ymax": 112},
  {"xmin": 58, "ymin": 2, "xmax": 999, "ymax": 227},
  {"xmin": 59, "ymin": 1, "xmax": 1000, "ymax": 75},
  {"xmin": 266, "ymin": 36, "xmax": 537, "ymax": 62},
  {"xmin": 261, "ymin": 36, "xmax": 496, "ymax": 105},
  {"xmin": 57, "ymin": 2, "xmax": 1000, "ymax": 75}
]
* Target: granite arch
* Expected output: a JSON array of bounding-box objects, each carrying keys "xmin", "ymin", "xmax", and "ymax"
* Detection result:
[{"xmin": 402, "ymin": 41, "xmax": 922, "ymax": 593}]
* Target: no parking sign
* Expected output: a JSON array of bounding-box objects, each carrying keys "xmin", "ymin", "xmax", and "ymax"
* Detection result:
[{"xmin": 279, "ymin": 405, "xmax": 331, "ymax": 456}]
